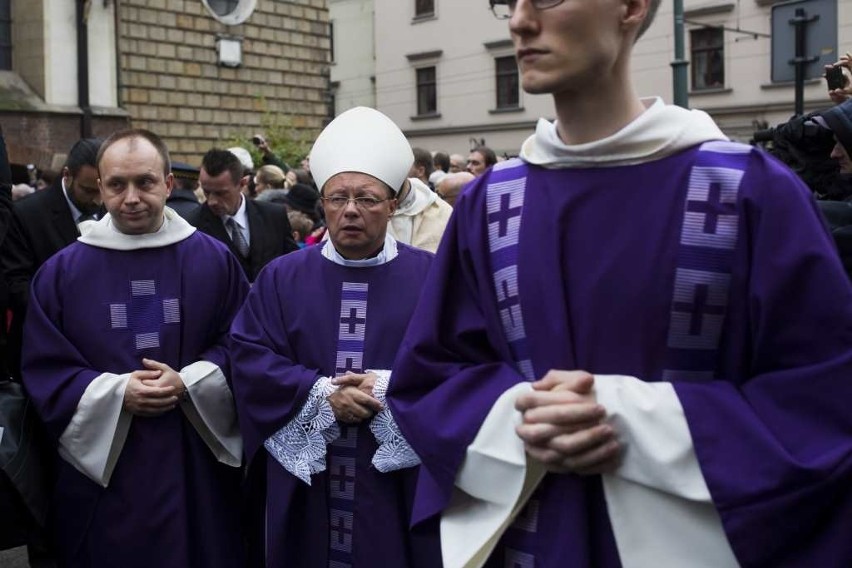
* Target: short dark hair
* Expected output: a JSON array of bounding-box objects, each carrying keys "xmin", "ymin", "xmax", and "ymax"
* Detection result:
[
  {"xmin": 433, "ymin": 151, "xmax": 450, "ymax": 173},
  {"xmin": 96, "ymin": 129, "xmax": 170, "ymax": 178},
  {"xmin": 201, "ymin": 148, "xmax": 244, "ymax": 185},
  {"xmin": 67, "ymin": 138, "xmax": 104, "ymax": 176},
  {"xmin": 473, "ymin": 145, "xmax": 497, "ymax": 168},
  {"xmin": 411, "ymin": 147, "xmax": 434, "ymax": 178}
]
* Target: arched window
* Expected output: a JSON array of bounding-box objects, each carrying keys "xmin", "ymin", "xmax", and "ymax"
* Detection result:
[{"xmin": 201, "ymin": 0, "xmax": 256, "ymax": 25}]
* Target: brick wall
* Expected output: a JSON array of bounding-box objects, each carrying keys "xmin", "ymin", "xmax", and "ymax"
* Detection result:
[
  {"xmin": 118, "ymin": 0, "xmax": 331, "ymax": 164},
  {"xmin": 0, "ymin": 112, "xmax": 128, "ymax": 174}
]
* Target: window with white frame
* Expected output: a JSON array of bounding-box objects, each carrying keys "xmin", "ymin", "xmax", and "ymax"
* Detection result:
[
  {"xmin": 690, "ymin": 27, "xmax": 724, "ymax": 90},
  {"xmin": 202, "ymin": 0, "xmax": 256, "ymax": 25}
]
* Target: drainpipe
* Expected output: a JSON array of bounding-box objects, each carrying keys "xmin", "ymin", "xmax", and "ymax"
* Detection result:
[
  {"xmin": 76, "ymin": 0, "xmax": 92, "ymax": 138},
  {"xmin": 671, "ymin": 0, "xmax": 689, "ymax": 108}
]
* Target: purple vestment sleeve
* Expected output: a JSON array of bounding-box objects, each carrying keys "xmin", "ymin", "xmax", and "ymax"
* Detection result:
[
  {"xmin": 23, "ymin": 263, "xmax": 104, "ymax": 440},
  {"xmin": 674, "ymin": 153, "xmax": 852, "ymax": 565},
  {"xmin": 230, "ymin": 261, "xmax": 322, "ymax": 463},
  {"xmin": 388, "ymin": 182, "xmax": 526, "ymax": 525}
]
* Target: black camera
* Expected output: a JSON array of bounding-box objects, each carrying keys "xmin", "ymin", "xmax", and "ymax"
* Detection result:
[{"xmin": 826, "ymin": 66, "xmax": 847, "ymax": 91}]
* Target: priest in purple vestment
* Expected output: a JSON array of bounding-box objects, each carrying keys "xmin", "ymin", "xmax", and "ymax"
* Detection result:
[
  {"xmin": 387, "ymin": 1, "xmax": 852, "ymax": 567},
  {"xmin": 230, "ymin": 107, "xmax": 441, "ymax": 567},
  {"xmin": 22, "ymin": 129, "xmax": 249, "ymax": 568}
]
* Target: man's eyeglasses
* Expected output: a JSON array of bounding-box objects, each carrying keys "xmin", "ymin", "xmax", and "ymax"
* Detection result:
[
  {"xmin": 321, "ymin": 196, "xmax": 391, "ymax": 211},
  {"xmin": 489, "ymin": 0, "xmax": 566, "ymax": 19}
]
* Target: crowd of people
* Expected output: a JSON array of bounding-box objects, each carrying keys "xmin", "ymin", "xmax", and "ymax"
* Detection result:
[{"xmin": 2, "ymin": 0, "xmax": 852, "ymax": 566}]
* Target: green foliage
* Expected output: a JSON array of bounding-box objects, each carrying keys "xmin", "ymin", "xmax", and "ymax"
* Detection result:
[{"xmin": 228, "ymin": 107, "xmax": 315, "ymax": 170}]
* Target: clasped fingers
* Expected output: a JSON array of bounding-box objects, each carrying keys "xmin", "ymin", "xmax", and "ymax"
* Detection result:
[{"xmin": 524, "ymin": 423, "xmax": 622, "ymax": 476}]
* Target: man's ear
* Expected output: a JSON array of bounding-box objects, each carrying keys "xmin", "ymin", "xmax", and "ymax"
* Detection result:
[
  {"xmin": 165, "ymin": 173, "xmax": 174, "ymax": 198},
  {"xmin": 621, "ymin": 0, "xmax": 651, "ymax": 32}
]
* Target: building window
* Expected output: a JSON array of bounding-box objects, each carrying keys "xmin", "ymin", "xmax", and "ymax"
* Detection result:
[
  {"xmin": 201, "ymin": 0, "xmax": 256, "ymax": 25},
  {"xmin": 416, "ymin": 66, "xmax": 437, "ymax": 116},
  {"xmin": 690, "ymin": 27, "xmax": 724, "ymax": 90},
  {"xmin": 208, "ymin": 0, "xmax": 239, "ymax": 15},
  {"xmin": 415, "ymin": 0, "xmax": 434, "ymax": 18},
  {"xmin": 495, "ymin": 56, "xmax": 519, "ymax": 109},
  {"xmin": 0, "ymin": 0, "xmax": 10, "ymax": 70}
]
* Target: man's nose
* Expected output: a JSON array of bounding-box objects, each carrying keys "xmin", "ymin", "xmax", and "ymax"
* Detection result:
[
  {"xmin": 125, "ymin": 184, "xmax": 141, "ymax": 203},
  {"xmin": 342, "ymin": 199, "xmax": 360, "ymax": 215}
]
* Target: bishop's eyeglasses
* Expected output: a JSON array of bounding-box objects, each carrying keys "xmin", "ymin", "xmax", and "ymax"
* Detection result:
[
  {"xmin": 489, "ymin": 0, "xmax": 566, "ymax": 19},
  {"xmin": 321, "ymin": 196, "xmax": 391, "ymax": 211}
]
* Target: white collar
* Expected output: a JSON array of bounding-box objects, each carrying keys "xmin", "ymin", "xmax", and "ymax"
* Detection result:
[
  {"xmin": 77, "ymin": 207, "xmax": 196, "ymax": 250},
  {"xmin": 519, "ymin": 97, "xmax": 728, "ymax": 168},
  {"xmin": 394, "ymin": 177, "xmax": 438, "ymax": 217},
  {"xmin": 224, "ymin": 194, "xmax": 248, "ymax": 229},
  {"xmin": 61, "ymin": 177, "xmax": 84, "ymax": 221},
  {"xmin": 321, "ymin": 233, "xmax": 398, "ymax": 267}
]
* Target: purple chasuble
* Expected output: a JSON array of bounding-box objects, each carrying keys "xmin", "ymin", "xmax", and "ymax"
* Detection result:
[
  {"xmin": 22, "ymin": 232, "xmax": 249, "ymax": 568},
  {"xmin": 388, "ymin": 144, "xmax": 852, "ymax": 567},
  {"xmin": 230, "ymin": 243, "xmax": 440, "ymax": 568}
]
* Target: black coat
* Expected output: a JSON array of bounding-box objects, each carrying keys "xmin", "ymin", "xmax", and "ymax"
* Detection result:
[
  {"xmin": 166, "ymin": 188, "xmax": 202, "ymax": 220},
  {"xmin": 187, "ymin": 198, "xmax": 298, "ymax": 282},
  {"xmin": 0, "ymin": 180, "xmax": 81, "ymax": 379}
]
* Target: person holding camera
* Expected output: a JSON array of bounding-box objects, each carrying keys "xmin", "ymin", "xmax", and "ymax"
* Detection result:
[
  {"xmin": 252, "ymin": 133, "xmax": 291, "ymax": 173},
  {"xmin": 825, "ymin": 52, "xmax": 852, "ymax": 104}
]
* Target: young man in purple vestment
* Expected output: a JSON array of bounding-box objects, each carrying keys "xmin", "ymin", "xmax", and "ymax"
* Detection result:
[
  {"xmin": 230, "ymin": 107, "xmax": 441, "ymax": 567},
  {"xmin": 21, "ymin": 129, "xmax": 249, "ymax": 568},
  {"xmin": 387, "ymin": 0, "xmax": 852, "ymax": 567}
]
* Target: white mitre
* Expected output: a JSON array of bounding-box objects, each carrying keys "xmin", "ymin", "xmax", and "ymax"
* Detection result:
[{"xmin": 310, "ymin": 106, "xmax": 414, "ymax": 194}]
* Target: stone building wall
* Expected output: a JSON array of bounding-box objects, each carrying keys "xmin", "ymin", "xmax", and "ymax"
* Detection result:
[{"xmin": 117, "ymin": 0, "xmax": 330, "ymax": 164}]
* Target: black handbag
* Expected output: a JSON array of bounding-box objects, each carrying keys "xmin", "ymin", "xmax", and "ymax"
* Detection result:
[{"xmin": 0, "ymin": 379, "xmax": 49, "ymax": 550}]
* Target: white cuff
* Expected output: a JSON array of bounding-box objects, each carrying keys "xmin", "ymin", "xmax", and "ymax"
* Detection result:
[
  {"xmin": 595, "ymin": 374, "xmax": 737, "ymax": 567},
  {"xmin": 441, "ymin": 382, "xmax": 546, "ymax": 568},
  {"xmin": 368, "ymin": 369, "xmax": 421, "ymax": 472},
  {"xmin": 179, "ymin": 360, "xmax": 243, "ymax": 467},
  {"xmin": 264, "ymin": 376, "xmax": 340, "ymax": 484},
  {"xmin": 58, "ymin": 373, "xmax": 132, "ymax": 487}
]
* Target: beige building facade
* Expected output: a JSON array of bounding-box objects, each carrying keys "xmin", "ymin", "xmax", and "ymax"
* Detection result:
[{"xmin": 332, "ymin": 0, "xmax": 851, "ymax": 156}]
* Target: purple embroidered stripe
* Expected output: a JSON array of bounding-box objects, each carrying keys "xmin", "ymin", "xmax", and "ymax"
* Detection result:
[
  {"xmin": 663, "ymin": 141, "xmax": 751, "ymax": 380},
  {"xmin": 486, "ymin": 159, "xmax": 535, "ymax": 382},
  {"xmin": 484, "ymin": 158, "xmax": 540, "ymax": 561},
  {"xmin": 328, "ymin": 281, "xmax": 369, "ymax": 568}
]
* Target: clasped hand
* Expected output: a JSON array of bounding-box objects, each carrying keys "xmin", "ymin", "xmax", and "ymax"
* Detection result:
[
  {"xmin": 123, "ymin": 358, "xmax": 187, "ymax": 417},
  {"xmin": 329, "ymin": 372, "xmax": 383, "ymax": 425},
  {"xmin": 515, "ymin": 370, "xmax": 621, "ymax": 475}
]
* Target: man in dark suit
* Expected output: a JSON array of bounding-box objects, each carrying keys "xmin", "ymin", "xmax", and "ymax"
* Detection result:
[
  {"xmin": 1, "ymin": 138, "xmax": 103, "ymax": 380},
  {"xmin": 188, "ymin": 148, "xmax": 298, "ymax": 281}
]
